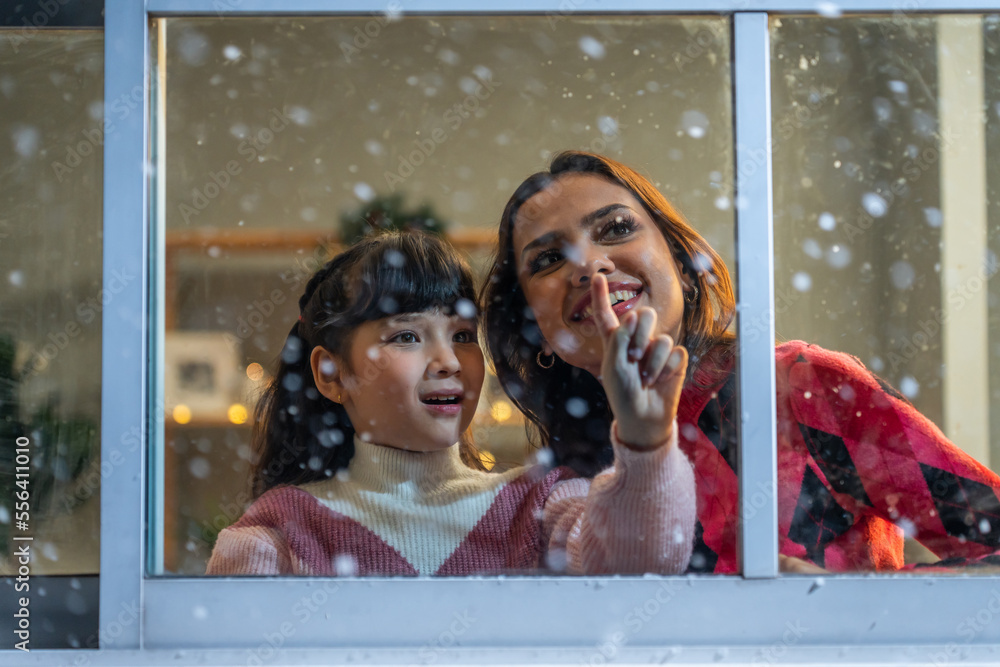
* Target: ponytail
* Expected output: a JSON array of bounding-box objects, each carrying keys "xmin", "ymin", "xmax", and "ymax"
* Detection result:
[{"xmin": 248, "ymin": 319, "xmax": 355, "ymax": 498}]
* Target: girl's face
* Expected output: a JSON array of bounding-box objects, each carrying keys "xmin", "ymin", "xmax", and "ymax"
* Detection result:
[
  {"xmin": 512, "ymin": 173, "xmax": 689, "ymax": 378},
  {"xmin": 326, "ymin": 309, "xmax": 484, "ymax": 452}
]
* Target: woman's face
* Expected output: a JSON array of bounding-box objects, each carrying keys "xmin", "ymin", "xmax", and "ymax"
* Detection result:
[{"xmin": 512, "ymin": 172, "xmax": 689, "ymax": 378}]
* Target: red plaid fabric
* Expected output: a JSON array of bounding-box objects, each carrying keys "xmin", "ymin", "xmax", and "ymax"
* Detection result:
[{"xmin": 679, "ymin": 340, "xmax": 1000, "ymax": 573}]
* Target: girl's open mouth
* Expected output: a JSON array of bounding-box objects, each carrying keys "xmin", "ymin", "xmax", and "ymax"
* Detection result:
[{"xmin": 421, "ymin": 394, "xmax": 463, "ymax": 416}]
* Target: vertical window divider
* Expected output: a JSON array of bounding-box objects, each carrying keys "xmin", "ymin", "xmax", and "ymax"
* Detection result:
[
  {"xmin": 100, "ymin": 0, "xmax": 151, "ymax": 648},
  {"xmin": 733, "ymin": 12, "xmax": 779, "ymax": 580},
  {"xmin": 148, "ymin": 15, "xmax": 169, "ymax": 581}
]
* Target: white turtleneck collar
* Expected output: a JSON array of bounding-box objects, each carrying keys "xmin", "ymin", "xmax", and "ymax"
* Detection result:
[{"xmin": 345, "ymin": 436, "xmax": 480, "ymax": 497}]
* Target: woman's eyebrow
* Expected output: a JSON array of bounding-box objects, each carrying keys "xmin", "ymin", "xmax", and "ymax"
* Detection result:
[
  {"xmin": 583, "ymin": 203, "xmax": 631, "ymax": 226},
  {"xmin": 519, "ymin": 203, "xmax": 632, "ymax": 262},
  {"xmin": 520, "ymin": 230, "xmax": 562, "ymax": 261}
]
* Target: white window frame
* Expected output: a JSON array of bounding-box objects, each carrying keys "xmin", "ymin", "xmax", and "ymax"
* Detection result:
[{"xmin": 17, "ymin": 0, "xmax": 1000, "ymax": 663}]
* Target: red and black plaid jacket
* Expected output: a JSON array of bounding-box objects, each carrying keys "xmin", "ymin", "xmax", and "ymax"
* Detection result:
[{"xmin": 680, "ymin": 340, "xmax": 1000, "ymax": 573}]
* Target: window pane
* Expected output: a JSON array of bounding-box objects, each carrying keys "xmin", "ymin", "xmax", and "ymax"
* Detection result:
[
  {"xmin": 152, "ymin": 15, "xmax": 735, "ymax": 576},
  {"xmin": 772, "ymin": 14, "xmax": 1000, "ymax": 572},
  {"xmin": 0, "ymin": 29, "xmax": 102, "ymax": 645}
]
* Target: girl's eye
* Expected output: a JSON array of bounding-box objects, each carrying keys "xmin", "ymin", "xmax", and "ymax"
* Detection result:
[
  {"xmin": 600, "ymin": 215, "xmax": 638, "ymax": 240},
  {"xmin": 529, "ymin": 248, "xmax": 563, "ymax": 275},
  {"xmin": 454, "ymin": 329, "xmax": 478, "ymax": 344},
  {"xmin": 389, "ymin": 331, "xmax": 418, "ymax": 344}
]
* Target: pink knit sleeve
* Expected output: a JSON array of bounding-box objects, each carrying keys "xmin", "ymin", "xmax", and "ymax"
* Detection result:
[
  {"xmin": 206, "ymin": 525, "xmax": 293, "ymax": 575},
  {"xmin": 542, "ymin": 421, "xmax": 696, "ymax": 575}
]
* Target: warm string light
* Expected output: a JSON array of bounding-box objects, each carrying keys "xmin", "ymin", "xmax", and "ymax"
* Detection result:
[
  {"xmin": 172, "ymin": 404, "xmax": 192, "ymax": 425},
  {"xmin": 490, "ymin": 400, "xmax": 513, "ymax": 423},
  {"xmin": 228, "ymin": 403, "xmax": 248, "ymax": 424},
  {"xmin": 246, "ymin": 362, "xmax": 264, "ymax": 381}
]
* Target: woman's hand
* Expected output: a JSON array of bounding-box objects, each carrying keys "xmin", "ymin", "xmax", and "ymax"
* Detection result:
[{"xmin": 590, "ymin": 274, "xmax": 688, "ymax": 450}]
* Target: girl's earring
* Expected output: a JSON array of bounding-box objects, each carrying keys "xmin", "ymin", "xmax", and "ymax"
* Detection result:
[
  {"xmin": 536, "ymin": 350, "xmax": 555, "ymax": 369},
  {"xmin": 684, "ymin": 284, "xmax": 700, "ymax": 305}
]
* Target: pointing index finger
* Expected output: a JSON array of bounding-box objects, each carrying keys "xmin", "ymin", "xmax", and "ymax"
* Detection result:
[{"xmin": 591, "ymin": 273, "xmax": 619, "ymax": 339}]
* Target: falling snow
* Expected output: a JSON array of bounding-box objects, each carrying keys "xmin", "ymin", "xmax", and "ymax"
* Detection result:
[
  {"xmin": 578, "ymin": 36, "xmax": 606, "ymax": 60},
  {"xmin": 680, "ymin": 110, "xmax": 709, "ymax": 139},
  {"xmin": 889, "ymin": 261, "xmax": 915, "ymax": 290},
  {"xmin": 566, "ymin": 397, "xmax": 589, "ymax": 418},
  {"xmin": 923, "ymin": 207, "xmax": 942, "ymax": 228},
  {"xmin": 899, "ymin": 376, "xmax": 920, "ymax": 398},
  {"xmin": 861, "ymin": 193, "xmax": 888, "ymax": 218}
]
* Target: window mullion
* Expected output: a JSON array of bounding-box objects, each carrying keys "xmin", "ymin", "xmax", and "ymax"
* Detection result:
[
  {"xmin": 733, "ymin": 11, "xmax": 779, "ymax": 580},
  {"xmin": 100, "ymin": 0, "xmax": 150, "ymax": 648}
]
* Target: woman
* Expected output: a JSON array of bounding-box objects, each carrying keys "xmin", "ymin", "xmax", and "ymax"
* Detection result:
[{"xmin": 482, "ymin": 150, "xmax": 1000, "ymax": 573}]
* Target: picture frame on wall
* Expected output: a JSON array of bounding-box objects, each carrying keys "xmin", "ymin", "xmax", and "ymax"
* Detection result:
[{"xmin": 163, "ymin": 331, "xmax": 243, "ymax": 421}]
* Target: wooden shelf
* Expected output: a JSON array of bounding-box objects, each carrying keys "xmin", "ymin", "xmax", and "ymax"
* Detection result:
[
  {"xmin": 164, "ymin": 227, "xmax": 496, "ymax": 253},
  {"xmin": 166, "ymin": 416, "xmax": 251, "ymax": 428}
]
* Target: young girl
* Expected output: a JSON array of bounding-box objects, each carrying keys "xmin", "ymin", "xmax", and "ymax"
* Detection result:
[{"xmin": 206, "ymin": 231, "xmax": 696, "ymax": 576}]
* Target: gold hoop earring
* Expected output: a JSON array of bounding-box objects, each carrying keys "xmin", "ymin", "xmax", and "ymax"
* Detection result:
[
  {"xmin": 684, "ymin": 284, "xmax": 700, "ymax": 305},
  {"xmin": 536, "ymin": 350, "xmax": 555, "ymax": 369}
]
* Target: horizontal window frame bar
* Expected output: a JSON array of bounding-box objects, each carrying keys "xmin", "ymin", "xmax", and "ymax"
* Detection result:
[
  {"xmin": 145, "ymin": 1, "xmax": 1000, "ymax": 15},
  {"xmin": 13, "ymin": 643, "xmax": 1000, "ymax": 665},
  {"xmin": 141, "ymin": 576, "xmax": 1000, "ymax": 649},
  {"xmin": 13, "ymin": 644, "xmax": 1000, "ymax": 665}
]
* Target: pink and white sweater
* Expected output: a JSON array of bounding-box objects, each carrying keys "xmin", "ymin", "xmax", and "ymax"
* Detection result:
[{"xmin": 207, "ymin": 427, "xmax": 695, "ymax": 576}]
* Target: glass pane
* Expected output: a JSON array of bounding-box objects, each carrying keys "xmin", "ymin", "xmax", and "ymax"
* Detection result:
[
  {"xmin": 152, "ymin": 15, "xmax": 735, "ymax": 576},
  {"xmin": 0, "ymin": 30, "xmax": 102, "ymax": 645},
  {"xmin": 772, "ymin": 14, "xmax": 1000, "ymax": 573}
]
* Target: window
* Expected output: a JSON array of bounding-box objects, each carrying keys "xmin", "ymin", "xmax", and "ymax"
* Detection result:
[
  {"xmin": 773, "ymin": 15, "xmax": 1000, "ymax": 570},
  {"xmin": 0, "ymin": 24, "xmax": 103, "ymax": 648},
  {"xmin": 6, "ymin": 1, "xmax": 1000, "ymax": 662},
  {"xmin": 150, "ymin": 14, "xmax": 735, "ymax": 576}
]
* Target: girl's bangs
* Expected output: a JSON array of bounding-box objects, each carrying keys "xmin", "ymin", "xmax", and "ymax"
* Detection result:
[{"xmin": 352, "ymin": 236, "xmax": 475, "ymax": 322}]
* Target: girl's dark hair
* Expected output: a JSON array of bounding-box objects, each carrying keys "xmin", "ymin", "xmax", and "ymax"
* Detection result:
[
  {"xmin": 481, "ymin": 151, "xmax": 736, "ymax": 476},
  {"xmin": 251, "ymin": 231, "xmax": 483, "ymax": 498}
]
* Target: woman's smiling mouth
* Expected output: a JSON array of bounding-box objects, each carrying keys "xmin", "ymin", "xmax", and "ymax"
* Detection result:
[{"xmin": 570, "ymin": 283, "xmax": 644, "ymax": 322}]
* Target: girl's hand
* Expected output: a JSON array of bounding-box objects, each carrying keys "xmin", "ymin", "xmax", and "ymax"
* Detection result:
[{"xmin": 590, "ymin": 273, "xmax": 688, "ymax": 450}]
